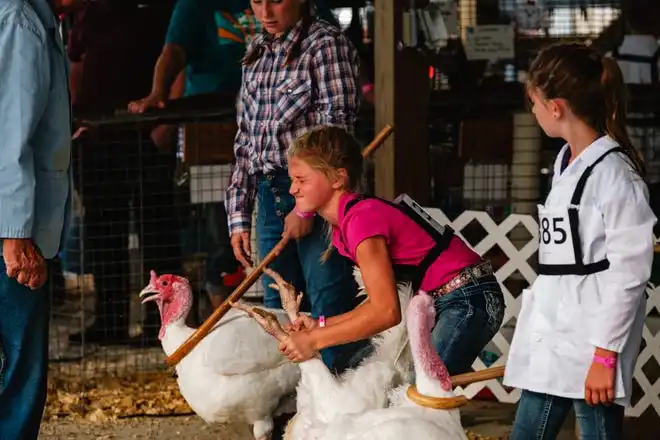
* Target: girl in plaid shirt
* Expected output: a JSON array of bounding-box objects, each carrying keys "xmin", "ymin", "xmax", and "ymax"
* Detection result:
[{"xmin": 225, "ymin": 0, "xmax": 368, "ymax": 373}]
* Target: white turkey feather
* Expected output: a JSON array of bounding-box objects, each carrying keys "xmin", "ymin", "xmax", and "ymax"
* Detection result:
[{"xmin": 201, "ymin": 307, "xmax": 292, "ymax": 376}]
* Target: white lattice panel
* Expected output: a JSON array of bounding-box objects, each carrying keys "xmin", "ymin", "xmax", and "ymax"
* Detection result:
[{"xmin": 424, "ymin": 207, "xmax": 660, "ymax": 418}]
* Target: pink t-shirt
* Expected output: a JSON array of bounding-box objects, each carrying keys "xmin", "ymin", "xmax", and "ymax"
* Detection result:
[{"xmin": 332, "ymin": 193, "xmax": 481, "ymax": 292}]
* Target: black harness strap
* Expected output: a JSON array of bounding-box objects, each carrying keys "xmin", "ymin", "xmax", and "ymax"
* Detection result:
[
  {"xmin": 537, "ymin": 147, "xmax": 625, "ymax": 276},
  {"xmin": 341, "ymin": 195, "xmax": 454, "ymax": 291}
]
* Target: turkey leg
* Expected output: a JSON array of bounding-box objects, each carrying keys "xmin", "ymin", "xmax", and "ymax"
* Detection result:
[
  {"xmin": 263, "ymin": 267, "xmax": 303, "ymax": 323},
  {"xmin": 230, "ymin": 301, "xmax": 289, "ymax": 343}
]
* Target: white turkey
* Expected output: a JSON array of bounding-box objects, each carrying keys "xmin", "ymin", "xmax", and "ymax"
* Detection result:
[
  {"xmin": 260, "ymin": 267, "xmax": 414, "ymax": 415},
  {"xmin": 233, "ymin": 274, "xmax": 468, "ymax": 440},
  {"xmin": 138, "ymin": 270, "xmax": 301, "ymax": 440}
]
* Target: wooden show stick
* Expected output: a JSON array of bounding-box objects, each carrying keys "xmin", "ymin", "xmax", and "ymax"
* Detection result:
[
  {"xmin": 451, "ymin": 365, "xmax": 506, "ymax": 388},
  {"xmin": 165, "ymin": 124, "xmax": 395, "ymax": 367},
  {"xmin": 362, "ymin": 124, "xmax": 393, "ymax": 158},
  {"xmin": 406, "ymin": 365, "xmax": 506, "ymax": 410}
]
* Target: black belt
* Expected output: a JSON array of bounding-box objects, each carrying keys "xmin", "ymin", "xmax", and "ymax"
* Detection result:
[{"xmin": 255, "ymin": 168, "xmax": 289, "ymax": 181}]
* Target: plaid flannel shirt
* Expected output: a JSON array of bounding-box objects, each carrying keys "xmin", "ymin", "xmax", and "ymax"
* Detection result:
[{"xmin": 225, "ymin": 18, "xmax": 360, "ymax": 235}]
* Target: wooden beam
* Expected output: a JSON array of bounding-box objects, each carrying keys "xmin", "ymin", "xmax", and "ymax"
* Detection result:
[
  {"xmin": 373, "ymin": 0, "xmax": 396, "ymax": 200},
  {"xmin": 373, "ymin": 1, "xmax": 431, "ymax": 203}
]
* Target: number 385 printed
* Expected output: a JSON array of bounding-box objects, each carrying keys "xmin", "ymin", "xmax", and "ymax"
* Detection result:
[{"xmin": 540, "ymin": 217, "xmax": 567, "ymax": 245}]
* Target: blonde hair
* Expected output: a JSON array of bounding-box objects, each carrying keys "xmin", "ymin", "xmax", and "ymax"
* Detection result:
[{"xmin": 288, "ymin": 126, "xmax": 365, "ymax": 262}]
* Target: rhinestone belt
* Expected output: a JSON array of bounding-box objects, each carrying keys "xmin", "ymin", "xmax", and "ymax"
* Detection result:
[{"xmin": 431, "ymin": 260, "xmax": 494, "ymax": 297}]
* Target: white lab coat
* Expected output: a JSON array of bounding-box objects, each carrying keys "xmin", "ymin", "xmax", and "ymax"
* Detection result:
[{"xmin": 503, "ymin": 136, "xmax": 656, "ymax": 406}]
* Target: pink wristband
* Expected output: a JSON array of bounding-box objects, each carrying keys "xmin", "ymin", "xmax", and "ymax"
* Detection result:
[
  {"xmin": 594, "ymin": 354, "xmax": 616, "ymax": 369},
  {"xmin": 294, "ymin": 207, "xmax": 316, "ymax": 219},
  {"xmin": 318, "ymin": 315, "xmax": 326, "ymax": 328},
  {"xmin": 362, "ymin": 83, "xmax": 374, "ymax": 95}
]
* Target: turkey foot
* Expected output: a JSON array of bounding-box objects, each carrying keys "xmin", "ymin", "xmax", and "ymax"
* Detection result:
[
  {"xmin": 230, "ymin": 301, "xmax": 289, "ymax": 342},
  {"xmin": 263, "ymin": 267, "xmax": 303, "ymax": 322}
]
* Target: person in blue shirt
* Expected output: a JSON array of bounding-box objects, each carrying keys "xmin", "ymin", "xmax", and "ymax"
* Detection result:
[{"xmin": 0, "ymin": 0, "xmax": 72, "ymax": 438}]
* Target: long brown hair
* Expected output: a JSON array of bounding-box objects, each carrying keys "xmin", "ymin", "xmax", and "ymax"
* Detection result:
[
  {"xmin": 243, "ymin": 0, "xmax": 315, "ymax": 66},
  {"xmin": 527, "ymin": 42, "xmax": 645, "ymax": 177}
]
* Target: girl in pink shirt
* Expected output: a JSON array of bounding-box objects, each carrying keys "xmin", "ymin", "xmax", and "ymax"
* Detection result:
[{"xmin": 277, "ymin": 126, "xmax": 505, "ymax": 375}]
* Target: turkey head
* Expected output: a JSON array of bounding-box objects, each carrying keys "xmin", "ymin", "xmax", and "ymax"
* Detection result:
[{"xmin": 140, "ymin": 270, "xmax": 193, "ymax": 340}]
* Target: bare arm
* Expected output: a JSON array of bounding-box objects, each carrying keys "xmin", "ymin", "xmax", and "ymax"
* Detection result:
[
  {"xmin": 169, "ymin": 69, "xmax": 186, "ymax": 99},
  {"xmin": 128, "ymin": 43, "xmax": 186, "ymax": 113},
  {"xmin": 150, "ymin": 43, "xmax": 187, "ymax": 99},
  {"xmin": 311, "ymin": 237, "xmax": 401, "ymax": 350}
]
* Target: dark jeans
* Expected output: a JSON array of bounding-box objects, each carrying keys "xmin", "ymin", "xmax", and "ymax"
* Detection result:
[
  {"xmin": 431, "ymin": 272, "xmax": 505, "ymax": 375},
  {"xmin": 255, "ymin": 170, "xmax": 368, "ymax": 371},
  {"xmin": 510, "ymin": 390, "xmax": 625, "ymax": 440},
  {"xmin": 72, "ymin": 129, "xmax": 181, "ymax": 340},
  {"xmin": 0, "ymin": 260, "xmax": 50, "ymax": 439}
]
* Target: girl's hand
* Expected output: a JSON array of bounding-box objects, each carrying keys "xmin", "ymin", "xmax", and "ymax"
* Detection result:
[
  {"xmin": 285, "ymin": 315, "xmax": 318, "ymax": 332},
  {"xmin": 584, "ymin": 350, "xmax": 616, "ymax": 406},
  {"xmin": 283, "ymin": 211, "xmax": 314, "ymax": 240},
  {"xmin": 279, "ymin": 331, "xmax": 317, "ymax": 363}
]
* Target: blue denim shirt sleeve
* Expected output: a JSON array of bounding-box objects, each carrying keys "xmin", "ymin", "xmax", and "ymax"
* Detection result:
[{"xmin": 0, "ymin": 15, "xmax": 49, "ymax": 239}]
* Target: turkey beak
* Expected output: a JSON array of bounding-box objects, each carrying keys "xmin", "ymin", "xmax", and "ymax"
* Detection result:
[{"xmin": 139, "ymin": 285, "xmax": 161, "ymax": 304}]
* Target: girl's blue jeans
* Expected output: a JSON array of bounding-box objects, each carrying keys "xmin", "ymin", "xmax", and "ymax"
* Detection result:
[{"xmin": 510, "ymin": 389, "xmax": 624, "ymax": 440}]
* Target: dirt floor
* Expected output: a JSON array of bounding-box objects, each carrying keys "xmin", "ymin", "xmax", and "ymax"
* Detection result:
[
  {"xmin": 43, "ymin": 398, "xmax": 660, "ymax": 440},
  {"xmin": 40, "ymin": 416, "xmax": 251, "ymax": 440},
  {"xmin": 38, "ymin": 410, "xmax": 506, "ymax": 440},
  {"xmin": 36, "ymin": 401, "xmax": 537, "ymax": 440}
]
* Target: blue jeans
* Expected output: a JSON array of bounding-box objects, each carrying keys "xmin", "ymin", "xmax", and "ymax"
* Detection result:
[
  {"xmin": 510, "ymin": 390, "xmax": 624, "ymax": 440},
  {"xmin": 0, "ymin": 260, "xmax": 50, "ymax": 439},
  {"xmin": 255, "ymin": 171, "xmax": 368, "ymax": 371},
  {"xmin": 431, "ymin": 272, "xmax": 505, "ymax": 375}
]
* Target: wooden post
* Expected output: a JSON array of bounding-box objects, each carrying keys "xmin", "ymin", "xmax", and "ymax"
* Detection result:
[{"xmin": 373, "ymin": 1, "xmax": 431, "ymax": 203}]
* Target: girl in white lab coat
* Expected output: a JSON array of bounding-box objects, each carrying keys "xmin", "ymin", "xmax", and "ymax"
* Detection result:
[{"xmin": 504, "ymin": 42, "xmax": 656, "ymax": 439}]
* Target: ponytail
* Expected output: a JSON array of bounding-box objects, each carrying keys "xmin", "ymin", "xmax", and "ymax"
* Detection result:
[
  {"xmin": 320, "ymin": 224, "xmax": 334, "ymax": 263},
  {"xmin": 600, "ymin": 56, "xmax": 647, "ymax": 178},
  {"xmin": 243, "ymin": 42, "xmax": 265, "ymax": 66},
  {"xmin": 284, "ymin": 1, "xmax": 314, "ymax": 66}
]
